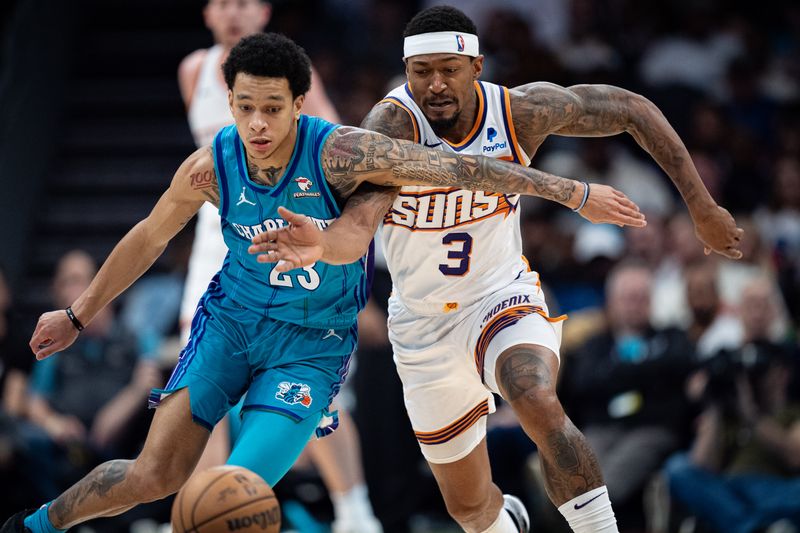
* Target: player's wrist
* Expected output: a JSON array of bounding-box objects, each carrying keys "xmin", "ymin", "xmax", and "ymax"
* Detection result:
[
  {"xmin": 65, "ymin": 306, "xmax": 85, "ymax": 331},
  {"xmin": 566, "ymin": 180, "xmax": 589, "ymax": 211},
  {"xmin": 687, "ymin": 194, "xmax": 717, "ymax": 219}
]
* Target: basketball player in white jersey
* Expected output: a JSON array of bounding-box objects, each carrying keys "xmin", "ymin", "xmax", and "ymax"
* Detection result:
[
  {"xmin": 250, "ymin": 6, "xmax": 744, "ymax": 533},
  {"xmin": 177, "ymin": 2, "xmax": 381, "ymax": 531}
]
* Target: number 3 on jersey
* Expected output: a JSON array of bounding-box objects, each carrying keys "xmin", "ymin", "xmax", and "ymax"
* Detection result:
[
  {"xmin": 439, "ymin": 232, "xmax": 473, "ymax": 276},
  {"xmin": 269, "ymin": 263, "xmax": 320, "ymax": 290}
]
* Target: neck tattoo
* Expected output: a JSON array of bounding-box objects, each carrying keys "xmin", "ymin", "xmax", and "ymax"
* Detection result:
[{"xmin": 248, "ymin": 161, "xmax": 283, "ymax": 186}]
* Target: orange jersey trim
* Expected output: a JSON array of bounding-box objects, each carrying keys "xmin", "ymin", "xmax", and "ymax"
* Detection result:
[
  {"xmin": 501, "ymin": 86, "xmax": 525, "ymax": 165},
  {"xmin": 415, "ymin": 399, "xmax": 491, "ymax": 445},
  {"xmin": 378, "ymin": 97, "xmax": 420, "ymax": 143},
  {"xmin": 442, "ymin": 81, "xmax": 486, "ymax": 149},
  {"xmin": 474, "ymin": 305, "xmax": 567, "ymax": 382}
]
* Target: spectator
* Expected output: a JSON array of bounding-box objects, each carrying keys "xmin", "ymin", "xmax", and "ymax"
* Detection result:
[
  {"xmin": 665, "ymin": 280, "xmax": 800, "ymax": 533},
  {"xmin": 651, "ymin": 213, "xmax": 711, "ymax": 329},
  {"xmin": 0, "ymin": 267, "xmax": 46, "ymax": 516},
  {"xmin": 685, "ymin": 262, "xmax": 744, "ymax": 360},
  {"xmin": 27, "ymin": 251, "xmax": 160, "ymax": 466},
  {"xmin": 562, "ymin": 261, "xmax": 695, "ymax": 530}
]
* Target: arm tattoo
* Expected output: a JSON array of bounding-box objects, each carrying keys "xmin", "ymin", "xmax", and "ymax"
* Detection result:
[
  {"xmin": 511, "ymin": 82, "xmax": 709, "ymax": 209},
  {"xmin": 360, "ymin": 102, "xmax": 417, "ymax": 142},
  {"xmin": 189, "ymin": 146, "xmax": 220, "ymax": 206},
  {"xmin": 344, "ymin": 182, "xmax": 399, "ymax": 231},
  {"xmin": 321, "ymin": 128, "xmax": 577, "ymax": 204}
]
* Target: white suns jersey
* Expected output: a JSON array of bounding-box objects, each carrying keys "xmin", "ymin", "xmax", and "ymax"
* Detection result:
[{"xmin": 381, "ymin": 81, "xmax": 533, "ymax": 315}]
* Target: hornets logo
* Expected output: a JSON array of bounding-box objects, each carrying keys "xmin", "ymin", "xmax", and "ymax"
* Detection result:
[{"xmin": 276, "ymin": 381, "xmax": 313, "ymax": 407}]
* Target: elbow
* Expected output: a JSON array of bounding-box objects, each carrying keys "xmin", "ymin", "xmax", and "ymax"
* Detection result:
[{"xmin": 626, "ymin": 91, "xmax": 662, "ymax": 133}]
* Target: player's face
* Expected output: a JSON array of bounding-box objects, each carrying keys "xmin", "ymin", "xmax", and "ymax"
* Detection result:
[
  {"xmin": 405, "ymin": 54, "xmax": 483, "ymax": 132},
  {"xmin": 204, "ymin": 0, "xmax": 271, "ymax": 48},
  {"xmin": 228, "ymin": 74, "xmax": 303, "ymax": 161}
]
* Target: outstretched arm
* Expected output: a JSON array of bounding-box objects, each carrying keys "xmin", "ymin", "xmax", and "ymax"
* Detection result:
[
  {"xmin": 30, "ymin": 147, "xmax": 218, "ymax": 359},
  {"xmin": 510, "ymin": 82, "xmax": 743, "ymax": 258},
  {"xmin": 320, "ymin": 126, "xmax": 645, "ymax": 226},
  {"xmin": 250, "ymin": 101, "xmax": 647, "ymax": 269}
]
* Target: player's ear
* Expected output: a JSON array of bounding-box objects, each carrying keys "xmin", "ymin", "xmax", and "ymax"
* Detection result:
[
  {"xmin": 228, "ymin": 89, "xmax": 234, "ymax": 111},
  {"xmin": 259, "ymin": 2, "xmax": 272, "ymax": 28},
  {"xmin": 472, "ymin": 55, "xmax": 484, "ymax": 80},
  {"xmin": 294, "ymin": 94, "xmax": 305, "ymax": 120}
]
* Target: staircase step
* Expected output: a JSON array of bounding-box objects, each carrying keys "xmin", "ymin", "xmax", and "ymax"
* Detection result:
[
  {"xmin": 62, "ymin": 117, "xmax": 194, "ymax": 155},
  {"xmin": 66, "ymin": 78, "xmax": 186, "ymax": 117},
  {"xmin": 50, "ymin": 155, "xmax": 181, "ymax": 193}
]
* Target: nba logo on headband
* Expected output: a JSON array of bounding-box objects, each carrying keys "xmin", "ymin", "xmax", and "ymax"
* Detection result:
[{"xmin": 403, "ymin": 31, "xmax": 479, "ymax": 58}]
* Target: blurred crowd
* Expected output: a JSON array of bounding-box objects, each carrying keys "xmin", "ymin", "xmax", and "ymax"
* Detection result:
[{"xmin": 2, "ymin": 0, "xmax": 800, "ymax": 532}]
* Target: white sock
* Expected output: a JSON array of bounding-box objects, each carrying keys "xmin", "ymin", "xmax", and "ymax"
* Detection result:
[
  {"xmin": 330, "ymin": 484, "xmax": 377, "ymax": 523},
  {"xmin": 480, "ymin": 507, "xmax": 518, "ymax": 533},
  {"xmin": 558, "ymin": 486, "xmax": 619, "ymax": 533}
]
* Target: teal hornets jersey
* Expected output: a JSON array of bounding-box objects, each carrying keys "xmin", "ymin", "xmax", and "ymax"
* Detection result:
[{"xmin": 211, "ymin": 116, "xmax": 369, "ymax": 329}]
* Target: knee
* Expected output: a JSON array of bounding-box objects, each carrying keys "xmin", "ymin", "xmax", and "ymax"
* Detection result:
[
  {"xmin": 495, "ymin": 346, "xmax": 562, "ymax": 414},
  {"xmin": 129, "ymin": 452, "xmax": 194, "ymax": 501},
  {"xmin": 443, "ymin": 492, "xmax": 495, "ymax": 530}
]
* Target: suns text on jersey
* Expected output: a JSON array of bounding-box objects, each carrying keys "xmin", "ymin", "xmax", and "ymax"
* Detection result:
[{"xmin": 383, "ymin": 189, "xmax": 518, "ymax": 231}]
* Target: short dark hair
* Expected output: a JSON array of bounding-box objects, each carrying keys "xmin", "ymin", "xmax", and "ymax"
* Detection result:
[
  {"xmin": 402, "ymin": 5, "xmax": 477, "ymax": 38},
  {"xmin": 222, "ymin": 32, "xmax": 311, "ymax": 97}
]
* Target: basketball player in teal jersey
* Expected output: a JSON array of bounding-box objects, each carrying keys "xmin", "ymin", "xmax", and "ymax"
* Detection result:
[
  {"xmin": 178, "ymin": 3, "xmax": 381, "ymax": 531},
  {"xmin": 4, "ymin": 32, "xmax": 642, "ymax": 533}
]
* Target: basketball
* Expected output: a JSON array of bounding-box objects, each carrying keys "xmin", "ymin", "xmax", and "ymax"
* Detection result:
[{"xmin": 171, "ymin": 466, "xmax": 280, "ymax": 533}]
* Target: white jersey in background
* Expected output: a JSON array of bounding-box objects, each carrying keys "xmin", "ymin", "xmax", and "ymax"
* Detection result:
[
  {"xmin": 381, "ymin": 81, "xmax": 532, "ymax": 315},
  {"xmin": 180, "ymin": 44, "xmax": 232, "ymax": 339}
]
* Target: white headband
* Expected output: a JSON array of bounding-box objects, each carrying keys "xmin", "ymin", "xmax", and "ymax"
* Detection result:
[{"xmin": 403, "ymin": 31, "xmax": 479, "ymax": 59}]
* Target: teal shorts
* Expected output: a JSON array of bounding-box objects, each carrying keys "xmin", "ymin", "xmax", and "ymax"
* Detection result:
[{"xmin": 149, "ymin": 276, "xmax": 356, "ymax": 432}]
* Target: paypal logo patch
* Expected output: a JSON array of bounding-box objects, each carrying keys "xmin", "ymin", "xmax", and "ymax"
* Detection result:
[{"xmin": 483, "ymin": 127, "xmax": 507, "ymax": 152}]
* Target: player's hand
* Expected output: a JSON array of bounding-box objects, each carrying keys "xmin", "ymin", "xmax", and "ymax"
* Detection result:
[
  {"xmin": 248, "ymin": 206, "xmax": 324, "ymax": 272},
  {"xmin": 29, "ymin": 310, "xmax": 80, "ymax": 360},
  {"xmin": 692, "ymin": 204, "xmax": 744, "ymax": 259},
  {"xmin": 577, "ymin": 183, "xmax": 647, "ymax": 227}
]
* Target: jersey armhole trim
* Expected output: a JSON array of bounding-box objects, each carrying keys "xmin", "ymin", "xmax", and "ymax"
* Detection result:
[
  {"xmin": 501, "ymin": 86, "xmax": 525, "ymax": 165},
  {"xmin": 213, "ymin": 128, "xmax": 230, "ymax": 218}
]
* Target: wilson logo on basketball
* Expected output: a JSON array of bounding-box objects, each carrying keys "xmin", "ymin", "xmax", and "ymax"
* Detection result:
[{"xmin": 226, "ymin": 509, "xmax": 280, "ymax": 531}]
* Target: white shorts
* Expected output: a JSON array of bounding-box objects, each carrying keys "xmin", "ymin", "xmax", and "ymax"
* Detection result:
[{"xmin": 388, "ymin": 271, "xmax": 564, "ymax": 464}]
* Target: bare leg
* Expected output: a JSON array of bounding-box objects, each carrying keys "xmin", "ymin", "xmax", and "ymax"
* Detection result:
[
  {"xmin": 496, "ymin": 344, "xmax": 604, "ymax": 506},
  {"xmin": 48, "ymin": 389, "xmax": 209, "ymax": 529},
  {"xmin": 305, "ymin": 407, "xmax": 364, "ymax": 493},
  {"xmin": 192, "ymin": 415, "xmax": 231, "ymax": 475},
  {"xmin": 427, "ymin": 439, "xmax": 504, "ymax": 533}
]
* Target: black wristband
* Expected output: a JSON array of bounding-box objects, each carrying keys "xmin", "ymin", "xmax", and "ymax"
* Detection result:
[
  {"xmin": 573, "ymin": 181, "xmax": 590, "ymax": 212},
  {"xmin": 65, "ymin": 306, "xmax": 85, "ymax": 331}
]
